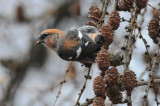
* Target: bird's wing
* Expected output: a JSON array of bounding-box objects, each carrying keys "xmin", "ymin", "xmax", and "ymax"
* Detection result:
[
  {"xmin": 78, "ymin": 25, "xmax": 99, "ymax": 34},
  {"xmin": 57, "ymin": 29, "xmax": 102, "ymax": 61}
]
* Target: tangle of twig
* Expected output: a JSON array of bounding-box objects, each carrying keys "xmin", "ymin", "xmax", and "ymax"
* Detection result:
[
  {"xmin": 143, "ymin": 39, "xmax": 160, "ymax": 106},
  {"xmin": 78, "ymin": 78, "xmax": 160, "ymax": 106},
  {"xmin": 122, "ymin": 3, "xmax": 139, "ymax": 106}
]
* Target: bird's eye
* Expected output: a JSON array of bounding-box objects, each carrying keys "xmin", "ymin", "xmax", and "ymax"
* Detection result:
[{"xmin": 41, "ymin": 33, "xmax": 49, "ymax": 39}]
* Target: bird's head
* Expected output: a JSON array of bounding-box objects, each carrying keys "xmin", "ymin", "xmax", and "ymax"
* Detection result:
[{"xmin": 35, "ymin": 29, "xmax": 64, "ymax": 51}]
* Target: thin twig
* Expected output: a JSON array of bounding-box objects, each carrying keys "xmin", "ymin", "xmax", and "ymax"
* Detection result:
[
  {"xmin": 152, "ymin": 76, "xmax": 160, "ymax": 106},
  {"xmin": 138, "ymin": 69, "xmax": 147, "ymax": 81},
  {"xmin": 137, "ymin": 79, "xmax": 160, "ymax": 86},
  {"xmin": 138, "ymin": 6, "xmax": 147, "ymax": 28},
  {"xmin": 100, "ymin": 0, "xmax": 108, "ymax": 21},
  {"xmin": 137, "ymin": 27, "xmax": 152, "ymax": 70},
  {"xmin": 98, "ymin": 0, "xmax": 109, "ymax": 29},
  {"xmin": 80, "ymin": 97, "xmax": 95, "ymax": 106},
  {"xmin": 53, "ymin": 62, "xmax": 72, "ymax": 106},
  {"xmin": 152, "ymin": 79, "xmax": 160, "ymax": 106},
  {"xmin": 148, "ymin": 4, "xmax": 160, "ymax": 10},
  {"xmin": 113, "ymin": 0, "xmax": 118, "ymax": 11},
  {"xmin": 75, "ymin": 66, "xmax": 92, "ymax": 106},
  {"xmin": 123, "ymin": 6, "xmax": 138, "ymax": 72},
  {"xmin": 127, "ymin": 96, "xmax": 132, "ymax": 106}
]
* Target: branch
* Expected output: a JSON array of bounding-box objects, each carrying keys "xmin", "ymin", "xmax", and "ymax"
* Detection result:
[
  {"xmin": 137, "ymin": 27, "xmax": 152, "ymax": 70},
  {"xmin": 113, "ymin": 0, "xmax": 118, "ymax": 11},
  {"xmin": 137, "ymin": 79, "xmax": 160, "ymax": 86},
  {"xmin": 53, "ymin": 62, "xmax": 72, "ymax": 106},
  {"xmin": 148, "ymin": 4, "xmax": 160, "ymax": 10},
  {"xmin": 98, "ymin": 0, "xmax": 109, "ymax": 29},
  {"xmin": 122, "ymin": 3, "xmax": 139, "ymax": 106},
  {"xmin": 75, "ymin": 66, "xmax": 92, "ymax": 106},
  {"xmin": 123, "ymin": 6, "xmax": 138, "ymax": 72}
]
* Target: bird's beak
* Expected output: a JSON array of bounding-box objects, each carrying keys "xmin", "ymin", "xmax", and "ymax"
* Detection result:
[{"xmin": 34, "ymin": 38, "xmax": 44, "ymax": 45}]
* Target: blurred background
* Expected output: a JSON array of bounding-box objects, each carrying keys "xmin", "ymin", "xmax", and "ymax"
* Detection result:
[{"xmin": 0, "ymin": 0, "xmax": 159, "ymax": 106}]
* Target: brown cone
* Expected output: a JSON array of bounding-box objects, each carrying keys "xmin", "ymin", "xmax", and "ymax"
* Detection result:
[
  {"xmin": 96, "ymin": 49, "xmax": 110, "ymax": 71},
  {"xmin": 93, "ymin": 76, "xmax": 105, "ymax": 96},
  {"xmin": 121, "ymin": 70, "xmax": 137, "ymax": 96},
  {"xmin": 106, "ymin": 67, "xmax": 120, "ymax": 86},
  {"xmin": 106, "ymin": 86, "xmax": 122, "ymax": 104},
  {"xmin": 93, "ymin": 97, "xmax": 105, "ymax": 106},
  {"xmin": 101, "ymin": 24, "xmax": 114, "ymax": 49},
  {"xmin": 125, "ymin": 0, "xmax": 134, "ymax": 8},
  {"xmin": 108, "ymin": 11, "xmax": 121, "ymax": 30},
  {"xmin": 88, "ymin": 6, "xmax": 102, "ymax": 23},
  {"xmin": 118, "ymin": 0, "xmax": 133, "ymax": 11},
  {"xmin": 148, "ymin": 18, "xmax": 160, "ymax": 44},
  {"xmin": 118, "ymin": 1, "xmax": 129, "ymax": 11},
  {"xmin": 136, "ymin": 0, "xmax": 148, "ymax": 10}
]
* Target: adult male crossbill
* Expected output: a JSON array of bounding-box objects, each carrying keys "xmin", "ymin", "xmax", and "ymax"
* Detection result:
[{"xmin": 35, "ymin": 26, "xmax": 103, "ymax": 64}]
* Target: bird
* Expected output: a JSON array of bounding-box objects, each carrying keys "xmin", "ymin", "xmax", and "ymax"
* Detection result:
[{"xmin": 35, "ymin": 26, "xmax": 104, "ymax": 66}]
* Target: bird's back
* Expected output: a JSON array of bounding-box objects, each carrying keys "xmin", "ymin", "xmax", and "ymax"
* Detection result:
[{"xmin": 57, "ymin": 26, "xmax": 103, "ymax": 63}]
